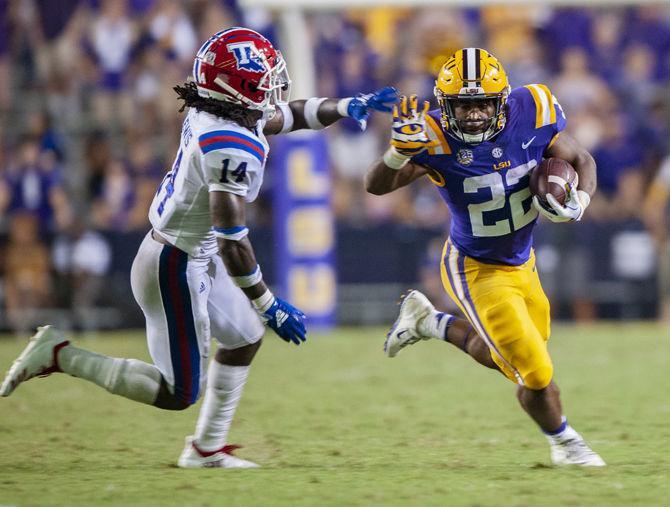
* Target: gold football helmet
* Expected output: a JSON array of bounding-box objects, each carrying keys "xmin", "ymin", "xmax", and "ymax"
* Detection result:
[{"xmin": 434, "ymin": 48, "xmax": 511, "ymax": 144}]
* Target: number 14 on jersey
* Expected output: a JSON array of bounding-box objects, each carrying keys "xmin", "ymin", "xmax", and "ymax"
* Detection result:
[{"xmin": 220, "ymin": 159, "xmax": 247, "ymax": 183}]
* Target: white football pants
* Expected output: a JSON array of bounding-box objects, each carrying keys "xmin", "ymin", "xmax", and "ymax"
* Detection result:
[{"xmin": 130, "ymin": 232, "xmax": 264, "ymax": 405}]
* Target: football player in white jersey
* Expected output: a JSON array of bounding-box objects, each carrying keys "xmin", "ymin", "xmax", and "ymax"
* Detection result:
[{"xmin": 0, "ymin": 27, "xmax": 398, "ymax": 468}]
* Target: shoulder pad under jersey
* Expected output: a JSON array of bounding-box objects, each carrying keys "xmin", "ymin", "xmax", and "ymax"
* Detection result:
[
  {"xmin": 198, "ymin": 128, "xmax": 266, "ymax": 163},
  {"xmin": 513, "ymin": 84, "xmax": 567, "ymax": 132}
]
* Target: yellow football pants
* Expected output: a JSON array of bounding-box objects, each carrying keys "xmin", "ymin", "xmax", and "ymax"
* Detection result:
[{"xmin": 440, "ymin": 239, "xmax": 553, "ymax": 389}]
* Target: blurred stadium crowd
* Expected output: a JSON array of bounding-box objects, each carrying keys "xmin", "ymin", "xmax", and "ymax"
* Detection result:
[{"xmin": 1, "ymin": 0, "xmax": 670, "ymax": 332}]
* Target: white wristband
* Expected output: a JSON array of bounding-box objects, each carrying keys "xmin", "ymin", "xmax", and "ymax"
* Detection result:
[
  {"xmin": 382, "ymin": 146, "xmax": 410, "ymax": 170},
  {"xmin": 276, "ymin": 103, "xmax": 294, "ymax": 134},
  {"xmin": 577, "ymin": 190, "xmax": 591, "ymax": 209},
  {"xmin": 304, "ymin": 97, "xmax": 328, "ymax": 129},
  {"xmin": 251, "ymin": 289, "xmax": 275, "ymax": 314},
  {"xmin": 232, "ymin": 265, "xmax": 263, "ymax": 288},
  {"xmin": 337, "ymin": 97, "xmax": 353, "ymax": 117},
  {"xmin": 212, "ymin": 226, "xmax": 249, "ymax": 241}
]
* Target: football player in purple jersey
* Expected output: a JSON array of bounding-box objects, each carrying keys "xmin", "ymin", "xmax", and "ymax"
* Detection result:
[{"xmin": 368, "ymin": 48, "xmax": 604, "ymax": 467}]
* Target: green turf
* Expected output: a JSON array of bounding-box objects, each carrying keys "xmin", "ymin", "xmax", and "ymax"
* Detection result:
[{"xmin": 0, "ymin": 324, "xmax": 669, "ymax": 506}]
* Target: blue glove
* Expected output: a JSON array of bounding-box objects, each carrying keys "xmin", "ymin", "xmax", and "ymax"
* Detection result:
[
  {"xmin": 261, "ymin": 297, "xmax": 307, "ymax": 345},
  {"xmin": 347, "ymin": 86, "xmax": 399, "ymax": 130}
]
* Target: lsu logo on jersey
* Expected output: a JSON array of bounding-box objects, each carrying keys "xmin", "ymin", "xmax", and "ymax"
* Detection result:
[
  {"xmin": 227, "ymin": 42, "xmax": 265, "ymax": 73},
  {"xmin": 493, "ymin": 160, "xmax": 511, "ymax": 171}
]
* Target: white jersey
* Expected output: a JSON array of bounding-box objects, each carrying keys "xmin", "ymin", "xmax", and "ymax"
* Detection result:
[{"xmin": 149, "ymin": 109, "xmax": 269, "ymax": 258}]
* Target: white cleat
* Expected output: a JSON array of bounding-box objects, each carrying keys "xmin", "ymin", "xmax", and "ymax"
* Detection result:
[
  {"xmin": 0, "ymin": 325, "xmax": 69, "ymax": 397},
  {"xmin": 384, "ymin": 290, "xmax": 436, "ymax": 358},
  {"xmin": 177, "ymin": 436, "xmax": 260, "ymax": 469},
  {"xmin": 549, "ymin": 438, "xmax": 606, "ymax": 467}
]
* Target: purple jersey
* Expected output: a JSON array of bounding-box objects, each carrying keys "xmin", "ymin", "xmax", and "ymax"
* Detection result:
[{"xmin": 412, "ymin": 85, "xmax": 566, "ymax": 265}]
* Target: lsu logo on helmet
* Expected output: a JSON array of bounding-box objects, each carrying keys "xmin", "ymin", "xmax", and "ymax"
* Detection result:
[{"xmin": 434, "ymin": 48, "xmax": 511, "ymax": 144}]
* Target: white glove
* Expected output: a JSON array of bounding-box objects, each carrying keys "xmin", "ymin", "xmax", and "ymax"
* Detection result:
[
  {"xmin": 533, "ymin": 182, "xmax": 590, "ymax": 223},
  {"xmin": 383, "ymin": 95, "xmax": 439, "ymax": 169}
]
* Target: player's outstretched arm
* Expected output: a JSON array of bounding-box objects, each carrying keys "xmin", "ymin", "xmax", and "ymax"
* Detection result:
[
  {"xmin": 365, "ymin": 160, "xmax": 427, "ymax": 195},
  {"xmin": 210, "ymin": 190, "xmax": 306, "ymax": 345},
  {"xmin": 536, "ymin": 132, "xmax": 597, "ymax": 222},
  {"xmin": 263, "ymin": 87, "xmax": 398, "ymax": 135}
]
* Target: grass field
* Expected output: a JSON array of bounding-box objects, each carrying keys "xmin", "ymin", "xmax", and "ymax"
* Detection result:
[{"xmin": 1, "ymin": 324, "xmax": 669, "ymax": 506}]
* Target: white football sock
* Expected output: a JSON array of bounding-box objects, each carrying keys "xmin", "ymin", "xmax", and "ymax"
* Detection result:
[
  {"xmin": 544, "ymin": 416, "xmax": 581, "ymax": 444},
  {"xmin": 193, "ymin": 360, "xmax": 250, "ymax": 452},
  {"xmin": 417, "ymin": 312, "xmax": 454, "ymax": 341},
  {"xmin": 58, "ymin": 345, "xmax": 162, "ymax": 405}
]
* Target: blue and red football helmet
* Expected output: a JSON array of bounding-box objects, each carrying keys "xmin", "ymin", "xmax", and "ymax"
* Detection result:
[{"xmin": 192, "ymin": 27, "xmax": 291, "ymax": 114}]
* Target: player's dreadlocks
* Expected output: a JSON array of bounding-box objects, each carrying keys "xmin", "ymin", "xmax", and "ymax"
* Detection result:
[{"xmin": 174, "ymin": 82, "xmax": 262, "ymax": 129}]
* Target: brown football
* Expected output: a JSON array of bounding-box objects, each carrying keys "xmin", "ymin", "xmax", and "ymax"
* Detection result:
[{"xmin": 529, "ymin": 158, "xmax": 578, "ymax": 206}]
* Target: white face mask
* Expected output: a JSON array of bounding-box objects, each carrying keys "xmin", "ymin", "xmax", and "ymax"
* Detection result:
[
  {"xmin": 211, "ymin": 52, "xmax": 291, "ymax": 117},
  {"xmin": 256, "ymin": 53, "xmax": 292, "ymax": 109}
]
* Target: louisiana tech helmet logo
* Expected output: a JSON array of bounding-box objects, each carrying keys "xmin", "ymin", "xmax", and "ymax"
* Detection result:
[{"xmin": 227, "ymin": 42, "xmax": 265, "ymax": 73}]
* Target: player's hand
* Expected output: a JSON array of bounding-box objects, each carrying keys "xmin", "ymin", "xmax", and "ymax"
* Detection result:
[
  {"xmin": 259, "ymin": 297, "xmax": 307, "ymax": 345},
  {"xmin": 347, "ymin": 86, "xmax": 399, "ymax": 131},
  {"xmin": 390, "ymin": 95, "xmax": 439, "ymax": 157},
  {"xmin": 532, "ymin": 182, "xmax": 590, "ymax": 223}
]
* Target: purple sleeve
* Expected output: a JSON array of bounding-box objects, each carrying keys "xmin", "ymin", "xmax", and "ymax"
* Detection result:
[
  {"xmin": 512, "ymin": 86, "xmax": 566, "ymax": 145},
  {"xmin": 554, "ymin": 99, "xmax": 567, "ymax": 134},
  {"xmin": 411, "ymin": 150, "xmax": 430, "ymax": 166}
]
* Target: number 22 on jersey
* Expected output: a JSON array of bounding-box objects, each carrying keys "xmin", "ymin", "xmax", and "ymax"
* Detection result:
[{"xmin": 465, "ymin": 160, "xmax": 538, "ymax": 237}]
